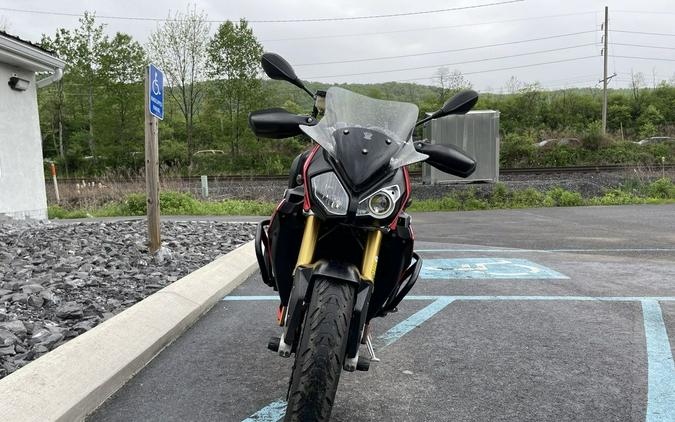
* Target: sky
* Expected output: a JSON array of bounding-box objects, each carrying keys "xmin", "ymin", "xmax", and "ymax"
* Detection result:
[{"xmin": 1, "ymin": 0, "xmax": 673, "ymax": 92}]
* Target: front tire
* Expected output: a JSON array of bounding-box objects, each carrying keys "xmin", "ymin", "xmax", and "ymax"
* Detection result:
[{"xmin": 284, "ymin": 278, "xmax": 355, "ymax": 422}]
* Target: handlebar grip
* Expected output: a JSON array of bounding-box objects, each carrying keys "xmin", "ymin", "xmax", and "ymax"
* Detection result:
[{"xmin": 415, "ymin": 142, "xmax": 476, "ymax": 178}]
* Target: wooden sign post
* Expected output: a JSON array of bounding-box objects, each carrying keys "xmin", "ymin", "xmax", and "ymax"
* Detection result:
[{"xmin": 145, "ymin": 64, "xmax": 163, "ymax": 253}]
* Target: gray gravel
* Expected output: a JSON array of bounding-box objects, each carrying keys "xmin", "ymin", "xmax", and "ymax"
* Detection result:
[{"xmin": 0, "ymin": 220, "xmax": 255, "ymax": 379}]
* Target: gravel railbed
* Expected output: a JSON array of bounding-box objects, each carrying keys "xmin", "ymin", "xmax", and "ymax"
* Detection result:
[
  {"xmin": 0, "ymin": 220, "xmax": 255, "ymax": 380},
  {"xmin": 47, "ymin": 169, "xmax": 674, "ymax": 206}
]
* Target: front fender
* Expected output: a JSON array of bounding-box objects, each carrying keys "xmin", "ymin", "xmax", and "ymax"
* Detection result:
[{"xmin": 311, "ymin": 259, "xmax": 363, "ymax": 285}]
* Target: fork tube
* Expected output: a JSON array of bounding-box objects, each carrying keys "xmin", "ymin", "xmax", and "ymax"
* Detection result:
[
  {"xmin": 295, "ymin": 214, "xmax": 319, "ymax": 269},
  {"xmin": 361, "ymin": 230, "xmax": 383, "ymax": 283}
]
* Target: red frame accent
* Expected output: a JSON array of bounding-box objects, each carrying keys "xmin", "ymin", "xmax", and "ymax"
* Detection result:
[
  {"xmin": 389, "ymin": 166, "xmax": 411, "ymax": 230},
  {"xmin": 302, "ymin": 144, "xmax": 321, "ymax": 212}
]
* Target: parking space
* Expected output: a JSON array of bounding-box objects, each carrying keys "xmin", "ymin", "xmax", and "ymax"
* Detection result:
[{"xmin": 90, "ymin": 205, "xmax": 675, "ymax": 421}]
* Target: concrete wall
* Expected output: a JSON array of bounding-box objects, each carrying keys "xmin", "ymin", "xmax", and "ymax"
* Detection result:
[{"xmin": 0, "ymin": 64, "xmax": 47, "ymax": 219}]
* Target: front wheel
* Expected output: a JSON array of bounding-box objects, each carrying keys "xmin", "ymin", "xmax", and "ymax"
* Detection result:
[{"xmin": 284, "ymin": 278, "xmax": 355, "ymax": 422}]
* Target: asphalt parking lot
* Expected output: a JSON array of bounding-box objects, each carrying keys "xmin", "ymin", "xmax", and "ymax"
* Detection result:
[{"xmin": 90, "ymin": 205, "xmax": 675, "ymax": 422}]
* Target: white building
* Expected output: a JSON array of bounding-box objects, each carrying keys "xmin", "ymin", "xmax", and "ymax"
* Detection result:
[{"xmin": 0, "ymin": 31, "xmax": 65, "ymax": 220}]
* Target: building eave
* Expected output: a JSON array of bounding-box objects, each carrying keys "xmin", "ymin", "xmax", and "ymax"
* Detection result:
[{"xmin": 0, "ymin": 34, "xmax": 66, "ymax": 73}]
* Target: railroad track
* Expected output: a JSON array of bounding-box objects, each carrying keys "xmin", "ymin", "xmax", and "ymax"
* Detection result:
[
  {"xmin": 501, "ymin": 164, "xmax": 675, "ymax": 175},
  {"xmin": 51, "ymin": 164, "xmax": 673, "ymax": 184}
]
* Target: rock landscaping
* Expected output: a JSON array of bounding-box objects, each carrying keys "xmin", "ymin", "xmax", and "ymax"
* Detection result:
[{"xmin": 0, "ymin": 219, "xmax": 255, "ymax": 379}]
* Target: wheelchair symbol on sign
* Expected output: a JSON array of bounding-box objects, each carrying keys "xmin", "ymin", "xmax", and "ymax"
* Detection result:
[
  {"xmin": 152, "ymin": 71, "xmax": 161, "ymax": 96},
  {"xmin": 427, "ymin": 259, "xmax": 541, "ymax": 277}
]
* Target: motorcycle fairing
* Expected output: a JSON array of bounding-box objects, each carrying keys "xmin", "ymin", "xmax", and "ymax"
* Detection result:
[
  {"xmin": 304, "ymin": 149, "xmax": 408, "ymax": 226},
  {"xmin": 300, "ymin": 87, "xmax": 428, "ymax": 173}
]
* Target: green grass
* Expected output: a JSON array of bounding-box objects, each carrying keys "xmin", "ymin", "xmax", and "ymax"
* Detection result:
[
  {"xmin": 408, "ymin": 179, "xmax": 675, "ymax": 212},
  {"xmin": 49, "ymin": 179, "xmax": 675, "ymax": 219},
  {"xmin": 49, "ymin": 192, "xmax": 276, "ymax": 219}
]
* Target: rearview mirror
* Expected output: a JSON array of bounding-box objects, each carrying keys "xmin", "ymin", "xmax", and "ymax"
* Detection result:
[
  {"xmin": 416, "ymin": 90, "xmax": 479, "ymax": 127},
  {"xmin": 435, "ymin": 90, "xmax": 479, "ymax": 118},
  {"xmin": 261, "ymin": 52, "xmax": 313, "ymax": 98}
]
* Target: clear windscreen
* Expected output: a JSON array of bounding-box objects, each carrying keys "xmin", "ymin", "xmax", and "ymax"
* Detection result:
[{"xmin": 301, "ymin": 87, "xmax": 428, "ymax": 169}]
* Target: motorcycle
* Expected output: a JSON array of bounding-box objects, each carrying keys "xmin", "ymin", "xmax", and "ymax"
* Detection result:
[{"xmin": 250, "ymin": 52, "xmax": 478, "ymax": 421}]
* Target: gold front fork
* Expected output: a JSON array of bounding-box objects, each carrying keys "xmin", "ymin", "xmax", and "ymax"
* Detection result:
[
  {"xmin": 294, "ymin": 214, "xmax": 383, "ymax": 283},
  {"xmin": 295, "ymin": 214, "xmax": 319, "ymax": 269},
  {"xmin": 361, "ymin": 230, "xmax": 383, "ymax": 283}
]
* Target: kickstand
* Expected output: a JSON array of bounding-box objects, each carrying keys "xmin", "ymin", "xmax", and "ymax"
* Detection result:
[{"xmin": 366, "ymin": 334, "xmax": 380, "ymax": 362}]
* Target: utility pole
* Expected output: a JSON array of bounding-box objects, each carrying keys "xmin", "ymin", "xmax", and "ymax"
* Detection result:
[{"xmin": 602, "ymin": 6, "xmax": 609, "ymax": 134}]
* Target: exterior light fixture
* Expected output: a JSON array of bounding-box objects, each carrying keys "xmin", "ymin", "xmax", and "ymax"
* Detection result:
[{"xmin": 8, "ymin": 76, "xmax": 30, "ymax": 91}]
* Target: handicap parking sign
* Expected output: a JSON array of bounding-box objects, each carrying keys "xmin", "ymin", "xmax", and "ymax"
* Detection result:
[{"xmin": 148, "ymin": 63, "xmax": 164, "ymax": 120}]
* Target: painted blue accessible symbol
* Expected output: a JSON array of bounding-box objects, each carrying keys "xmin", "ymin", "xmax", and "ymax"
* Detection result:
[
  {"xmin": 148, "ymin": 63, "xmax": 164, "ymax": 120},
  {"xmin": 421, "ymin": 258, "xmax": 568, "ymax": 279}
]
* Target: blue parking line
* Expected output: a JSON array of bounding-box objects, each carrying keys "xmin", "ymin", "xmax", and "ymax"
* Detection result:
[
  {"xmin": 232, "ymin": 295, "xmax": 675, "ymax": 422},
  {"xmin": 642, "ymin": 300, "xmax": 675, "ymax": 422},
  {"xmin": 224, "ymin": 295, "xmax": 675, "ymax": 302},
  {"xmin": 240, "ymin": 297, "xmax": 453, "ymax": 421},
  {"xmin": 415, "ymin": 248, "xmax": 675, "ymax": 253},
  {"xmin": 224, "ymin": 295, "xmax": 279, "ymax": 301},
  {"xmin": 378, "ymin": 297, "xmax": 455, "ymax": 347}
]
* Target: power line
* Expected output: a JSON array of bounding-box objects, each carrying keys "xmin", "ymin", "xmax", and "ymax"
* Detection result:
[
  {"xmin": 612, "ymin": 42, "xmax": 675, "ymax": 51},
  {"xmin": 395, "ymin": 56, "xmax": 598, "ymax": 83},
  {"xmin": 610, "ymin": 30, "xmax": 675, "ymax": 37},
  {"xmin": 306, "ymin": 44, "xmax": 599, "ymax": 79},
  {"xmin": 295, "ymin": 30, "xmax": 599, "ymax": 67},
  {"xmin": 610, "ymin": 55, "xmax": 675, "ymax": 62},
  {"xmin": 261, "ymin": 11, "xmax": 598, "ymax": 42},
  {"xmin": 614, "ymin": 10, "xmax": 675, "ymax": 16},
  {"xmin": 0, "ymin": 1, "xmax": 524, "ymax": 24}
]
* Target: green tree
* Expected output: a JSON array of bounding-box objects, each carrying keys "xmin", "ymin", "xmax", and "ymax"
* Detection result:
[
  {"xmin": 148, "ymin": 5, "xmax": 210, "ymax": 169},
  {"xmin": 66, "ymin": 12, "xmax": 106, "ymax": 158},
  {"xmin": 206, "ymin": 19, "xmax": 264, "ymax": 161},
  {"xmin": 98, "ymin": 33, "xmax": 146, "ymax": 164},
  {"xmin": 39, "ymin": 12, "xmax": 107, "ymax": 168}
]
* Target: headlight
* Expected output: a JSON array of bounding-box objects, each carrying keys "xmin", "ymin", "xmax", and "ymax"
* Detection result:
[
  {"xmin": 357, "ymin": 185, "xmax": 401, "ymax": 219},
  {"xmin": 311, "ymin": 172, "xmax": 349, "ymax": 215}
]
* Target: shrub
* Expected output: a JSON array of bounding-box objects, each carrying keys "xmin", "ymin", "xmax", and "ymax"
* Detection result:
[
  {"xmin": 581, "ymin": 121, "xmax": 611, "ymax": 151},
  {"xmin": 647, "ymin": 177, "xmax": 675, "ymax": 199},
  {"xmin": 48, "ymin": 205, "xmax": 88, "ymax": 219},
  {"xmin": 159, "ymin": 191, "xmax": 199, "ymax": 214},
  {"xmin": 534, "ymin": 145, "xmax": 581, "ymax": 167},
  {"xmin": 500, "ymin": 133, "xmax": 536, "ymax": 167},
  {"xmin": 510, "ymin": 188, "xmax": 548, "ymax": 208},
  {"xmin": 490, "ymin": 183, "xmax": 509, "ymax": 206},
  {"xmin": 547, "ymin": 187, "xmax": 583, "ymax": 207},
  {"xmin": 590, "ymin": 189, "xmax": 643, "ymax": 205},
  {"xmin": 463, "ymin": 198, "xmax": 490, "ymax": 210},
  {"xmin": 121, "ymin": 193, "xmax": 147, "ymax": 215}
]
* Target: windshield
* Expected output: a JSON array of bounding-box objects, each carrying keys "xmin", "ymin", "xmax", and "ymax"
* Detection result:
[{"xmin": 301, "ymin": 87, "xmax": 428, "ymax": 169}]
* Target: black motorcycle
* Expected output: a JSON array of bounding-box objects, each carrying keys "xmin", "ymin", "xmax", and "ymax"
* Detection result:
[{"xmin": 250, "ymin": 52, "xmax": 478, "ymax": 421}]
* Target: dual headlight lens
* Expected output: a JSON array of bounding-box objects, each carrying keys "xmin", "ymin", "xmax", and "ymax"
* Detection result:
[{"xmin": 311, "ymin": 172, "xmax": 401, "ymax": 219}]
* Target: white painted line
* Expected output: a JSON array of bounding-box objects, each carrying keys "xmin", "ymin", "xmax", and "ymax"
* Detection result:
[{"xmin": 0, "ymin": 241, "xmax": 258, "ymax": 422}]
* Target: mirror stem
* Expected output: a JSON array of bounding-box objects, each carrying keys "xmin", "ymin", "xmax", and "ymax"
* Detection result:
[
  {"xmin": 301, "ymin": 86, "xmax": 314, "ymax": 99},
  {"xmin": 415, "ymin": 114, "xmax": 434, "ymax": 127}
]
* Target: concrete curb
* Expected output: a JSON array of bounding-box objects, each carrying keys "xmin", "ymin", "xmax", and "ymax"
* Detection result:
[{"xmin": 0, "ymin": 240, "xmax": 258, "ymax": 422}]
